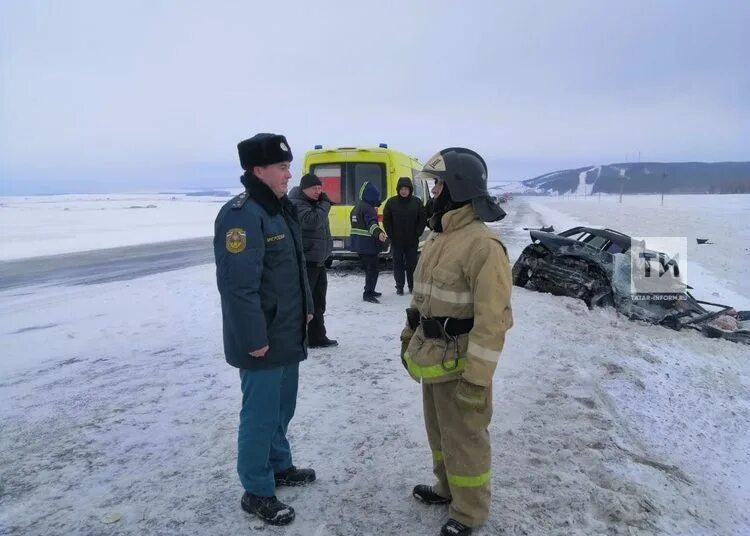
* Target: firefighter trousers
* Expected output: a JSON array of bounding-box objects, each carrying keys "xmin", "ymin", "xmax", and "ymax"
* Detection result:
[{"xmin": 422, "ymin": 380, "xmax": 493, "ymax": 527}]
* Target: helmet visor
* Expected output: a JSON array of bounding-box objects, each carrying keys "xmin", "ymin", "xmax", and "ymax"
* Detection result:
[{"xmin": 414, "ymin": 170, "xmax": 443, "ymax": 182}]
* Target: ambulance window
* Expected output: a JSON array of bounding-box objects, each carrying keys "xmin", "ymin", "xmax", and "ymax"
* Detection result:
[
  {"xmin": 347, "ymin": 163, "xmax": 386, "ymax": 204},
  {"xmin": 310, "ymin": 164, "xmax": 343, "ymax": 204},
  {"xmin": 412, "ymin": 168, "xmax": 431, "ymax": 201},
  {"xmin": 413, "ymin": 179, "xmax": 425, "ymax": 201}
]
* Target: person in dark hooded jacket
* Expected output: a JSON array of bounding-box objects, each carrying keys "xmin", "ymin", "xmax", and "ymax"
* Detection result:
[
  {"xmin": 350, "ymin": 181, "xmax": 387, "ymax": 303},
  {"xmin": 383, "ymin": 177, "xmax": 427, "ymax": 295},
  {"xmin": 288, "ymin": 173, "xmax": 337, "ymax": 348}
]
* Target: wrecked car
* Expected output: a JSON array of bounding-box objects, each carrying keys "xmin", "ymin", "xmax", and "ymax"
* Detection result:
[{"xmin": 512, "ymin": 226, "xmax": 750, "ymax": 344}]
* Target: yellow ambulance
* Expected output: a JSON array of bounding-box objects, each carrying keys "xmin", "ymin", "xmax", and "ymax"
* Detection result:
[{"xmin": 301, "ymin": 144, "xmax": 431, "ymax": 266}]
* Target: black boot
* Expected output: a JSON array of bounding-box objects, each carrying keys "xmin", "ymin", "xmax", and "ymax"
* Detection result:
[
  {"xmin": 412, "ymin": 484, "xmax": 451, "ymax": 505},
  {"xmin": 396, "ymin": 287, "xmax": 404, "ymax": 296},
  {"xmin": 372, "ymin": 290, "xmax": 382, "ymax": 297},
  {"xmin": 274, "ymin": 465, "xmax": 316, "ymax": 487},
  {"xmin": 241, "ymin": 492, "xmax": 295, "ymax": 525},
  {"xmin": 440, "ymin": 518, "xmax": 472, "ymax": 536},
  {"xmin": 363, "ymin": 293, "xmax": 380, "ymax": 303},
  {"xmin": 309, "ymin": 337, "xmax": 338, "ymax": 348}
]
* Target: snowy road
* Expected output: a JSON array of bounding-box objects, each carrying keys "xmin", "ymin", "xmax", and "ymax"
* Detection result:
[
  {"xmin": 0, "ymin": 199, "xmax": 528, "ymax": 292},
  {"xmin": 1, "ymin": 199, "xmax": 748, "ymax": 536}
]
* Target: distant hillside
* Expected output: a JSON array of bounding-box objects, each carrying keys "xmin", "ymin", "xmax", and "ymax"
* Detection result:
[{"xmin": 522, "ymin": 162, "xmax": 750, "ymax": 195}]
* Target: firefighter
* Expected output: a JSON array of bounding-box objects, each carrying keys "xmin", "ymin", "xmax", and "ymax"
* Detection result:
[{"xmin": 400, "ymin": 147, "xmax": 513, "ymax": 536}]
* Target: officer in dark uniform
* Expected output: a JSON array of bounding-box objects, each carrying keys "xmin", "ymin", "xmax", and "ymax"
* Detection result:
[{"xmin": 214, "ymin": 133, "xmax": 315, "ymax": 526}]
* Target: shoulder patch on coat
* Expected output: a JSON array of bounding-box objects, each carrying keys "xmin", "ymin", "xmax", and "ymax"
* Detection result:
[
  {"xmin": 226, "ymin": 228, "xmax": 247, "ymax": 253},
  {"xmin": 231, "ymin": 192, "xmax": 249, "ymax": 210}
]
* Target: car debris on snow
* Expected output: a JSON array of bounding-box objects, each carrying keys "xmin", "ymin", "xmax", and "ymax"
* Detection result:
[{"xmin": 512, "ymin": 226, "xmax": 750, "ymax": 344}]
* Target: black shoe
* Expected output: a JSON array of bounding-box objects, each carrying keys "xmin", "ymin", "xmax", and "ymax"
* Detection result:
[
  {"xmin": 372, "ymin": 291, "xmax": 382, "ymax": 297},
  {"xmin": 309, "ymin": 338, "xmax": 338, "ymax": 348},
  {"xmin": 241, "ymin": 492, "xmax": 295, "ymax": 525},
  {"xmin": 440, "ymin": 518, "xmax": 472, "ymax": 536},
  {"xmin": 274, "ymin": 465, "xmax": 316, "ymax": 487},
  {"xmin": 363, "ymin": 294, "xmax": 380, "ymax": 304},
  {"xmin": 396, "ymin": 287, "xmax": 404, "ymax": 296},
  {"xmin": 412, "ymin": 484, "xmax": 451, "ymax": 505},
  {"xmin": 409, "ymin": 287, "xmax": 414, "ymax": 294}
]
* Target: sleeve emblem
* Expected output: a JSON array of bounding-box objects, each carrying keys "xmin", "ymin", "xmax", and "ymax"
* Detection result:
[{"xmin": 226, "ymin": 228, "xmax": 247, "ymax": 253}]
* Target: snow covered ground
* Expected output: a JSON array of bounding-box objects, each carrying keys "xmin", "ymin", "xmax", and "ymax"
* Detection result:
[
  {"xmin": 1, "ymin": 195, "xmax": 749, "ymax": 535},
  {"xmin": 0, "ymin": 192, "xmax": 239, "ymax": 260}
]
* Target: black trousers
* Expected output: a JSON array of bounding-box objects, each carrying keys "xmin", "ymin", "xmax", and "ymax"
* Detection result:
[
  {"xmin": 358, "ymin": 254, "xmax": 380, "ymax": 295},
  {"xmin": 392, "ymin": 244, "xmax": 419, "ymax": 291},
  {"xmin": 305, "ymin": 262, "xmax": 328, "ymax": 343}
]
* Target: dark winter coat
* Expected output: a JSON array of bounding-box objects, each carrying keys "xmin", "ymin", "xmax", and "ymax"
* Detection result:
[
  {"xmin": 350, "ymin": 181, "xmax": 384, "ymax": 255},
  {"xmin": 214, "ymin": 173, "xmax": 313, "ymax": 370},
  {"xmin": 288, "ymin": 186, "xmax": 333, "ymax": 264},
  {"xmin": 383, "ymin": 177, "xmax": 427, "ymax": 247}
]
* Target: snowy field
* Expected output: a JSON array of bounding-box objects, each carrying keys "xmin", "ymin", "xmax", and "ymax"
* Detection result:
[
  {"xmin": 0, "ymin": 192, "xmax": 240, "ymax": 260},
  {"xmin": 1, "ymin": 194, "xmax": 749, "ymax": 535}
]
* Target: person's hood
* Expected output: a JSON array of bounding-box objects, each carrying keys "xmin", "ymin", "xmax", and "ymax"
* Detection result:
[
  {"xmin": 396, "ymin": 177, "xmax": 413, "ymax": 196},
  {"xmin": 359, "ymin": 181, "xmax": 381, "ymax": 207}
]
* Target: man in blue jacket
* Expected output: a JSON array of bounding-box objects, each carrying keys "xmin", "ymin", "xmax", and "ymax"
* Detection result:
[
  {"xmin": 214, "ymin": 133, "xmax": 315, "ymax": 526},
  {"xmin": 350, "ymin": 181, "xmax": 387, "ymax": 303}
]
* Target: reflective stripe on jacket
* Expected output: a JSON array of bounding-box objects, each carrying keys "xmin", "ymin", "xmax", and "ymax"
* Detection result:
[
  {"xmin": 350, "ymin": 181, "xmax": 384, "ymax": 254},
  {"xmin": 401, "ymin": 204, "xmax": 513, "ymax": 385}
]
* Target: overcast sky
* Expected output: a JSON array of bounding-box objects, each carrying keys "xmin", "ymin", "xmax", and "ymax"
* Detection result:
[{"xmin": 1, "ymin": 0, "xmax": 748, "ymax": 194}]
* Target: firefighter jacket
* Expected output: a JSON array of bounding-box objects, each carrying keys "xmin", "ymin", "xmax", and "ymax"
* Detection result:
[{"xmin": 401, "ymin": 204, "xmax": 513, "ymax": 386}]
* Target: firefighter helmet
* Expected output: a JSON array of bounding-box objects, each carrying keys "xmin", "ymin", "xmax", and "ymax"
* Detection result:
[{"xmin": 417, "ymin": 147, "xmax": 505, "ymax": 222}]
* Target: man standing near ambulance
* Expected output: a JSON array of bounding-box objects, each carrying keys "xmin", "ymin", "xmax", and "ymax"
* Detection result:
[
  {"xmin": 383, "ymin": 177, "xmax": 427, "ymax": 295},
  {"xmin": 214, "ymin": 133, "xmax": 316, "ymax": 526},
  {"xmin": 400, "ymin": 147, "xmax": 513, "ymax": 536},
  {"xmin": 350, "ymin": 181, "xmax": 387, "ymax": 303},
  {"xmin": 288, "ymin": 172, "xmax": 337, "ymax": 348}
]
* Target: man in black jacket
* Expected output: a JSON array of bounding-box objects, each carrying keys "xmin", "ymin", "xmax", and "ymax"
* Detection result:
[
  {"xmin": 288, "ymin": 173, "xmax": 338, "ymax": 347},
  {"xmin": 383, "ymin": 177, "xmax": 427, "ymax": 295}
]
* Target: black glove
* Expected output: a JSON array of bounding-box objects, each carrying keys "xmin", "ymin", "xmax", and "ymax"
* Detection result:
[
  {"xmin": 318, "ymin": 192, "xmax": 331, "ymax": 204},
  {"xmin": 406, "ymin": 308, "xmax": 420, "ymax": 331}
]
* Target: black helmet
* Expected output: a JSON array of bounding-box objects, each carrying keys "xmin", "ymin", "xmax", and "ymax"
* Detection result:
[{"xmin": 416, "ymin": 147, "xmax": 505, "ymax": 222}]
